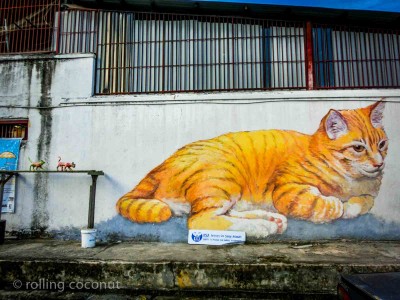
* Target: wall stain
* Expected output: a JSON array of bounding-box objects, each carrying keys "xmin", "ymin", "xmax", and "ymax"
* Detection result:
[
  {"xmin": 25, "ymin": 61, "xmax": 33, "ymax": 108},
  {"xmin": 31, "ymin": 60, "xmax": 56, "ymax": 231}
]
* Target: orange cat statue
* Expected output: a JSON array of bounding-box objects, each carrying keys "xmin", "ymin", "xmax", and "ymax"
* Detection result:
[{"xmin": 116, "ymin": 101, "xmax": 387, "ymax": 238}]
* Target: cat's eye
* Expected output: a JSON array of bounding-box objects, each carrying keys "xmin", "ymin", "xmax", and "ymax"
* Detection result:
[
  {"xmin": 378, "ymin": 140, "xmax": 387, "ymax": 151},
  {"xmin": 352, "ymin": 145, "xmax": 365, "ymax": 152}
]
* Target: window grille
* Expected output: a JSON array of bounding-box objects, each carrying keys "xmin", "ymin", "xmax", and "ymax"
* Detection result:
[
  {"xmin": 0, "ymin": 120, "xmax": 28, "ymax": 140},
  {"xmin": 1, "ymin": 4, "xmax": 400, "ymax": 93},
  {"xmin": 313, "ymin": 24, "xmax": 400, "ymax": 89},
  {"xmin": 0, "ymin": 0, "xmax": 60, "ymax": 54},
  {"xmin": 58, "ymin": 10, "xmax": 306, "ymax": 94}
]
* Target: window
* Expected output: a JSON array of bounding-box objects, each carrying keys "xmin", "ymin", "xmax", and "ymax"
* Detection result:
[
  {"xmin": 268, "ymin": 25, "xmax": 305, "ymax": 89},
  {"xmin": 313, "ymin": 24, "xmax": 400, "ymax": 89},
  {"xmin": 0, "ymin": 119, "xmax": 28, "ymax": 140},
  {"xmin": 2, "ymin": 4, "xmax": 399, "ymax": 94},
  {"xmin": 0, "ymin": 0, "xmax": 60, "ymax": 54},
  {"xmin": 57, "ymin": 10, "xmax": 306, "ymax": 94}
]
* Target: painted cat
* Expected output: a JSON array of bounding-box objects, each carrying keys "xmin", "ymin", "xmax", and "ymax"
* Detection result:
[{"xmin": 116, "ymin": 101, "xmax": 387, "ymax": 238}]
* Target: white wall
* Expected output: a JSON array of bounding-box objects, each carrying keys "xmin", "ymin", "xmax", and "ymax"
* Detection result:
[
  {"xmin": 1, "ymin": 53, "xmax": 400, "ymax": 241},
  {"xmin": 0, "ymin": 53, "xmax": 94, "ymax": 231}
]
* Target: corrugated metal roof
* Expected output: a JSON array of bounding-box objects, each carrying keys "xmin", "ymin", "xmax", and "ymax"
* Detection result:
[
  {"xmin": 70, "ymin": 0, "xmax": 400, "ymax": 27},
  {"xmin": 197, "ymin": 0, "xmax": 400, "ymax": 13}
]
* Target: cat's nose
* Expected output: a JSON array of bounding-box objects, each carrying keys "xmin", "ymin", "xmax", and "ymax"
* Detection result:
[{"xmin": 373, "ymin": 162, "xmax": 384, "ymax": 168}]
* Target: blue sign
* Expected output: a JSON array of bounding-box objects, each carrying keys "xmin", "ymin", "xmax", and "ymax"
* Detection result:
[
  {"xmin": 188, "ymin": 230, "xmax": 246, "ymax": 245},
  {"xmin": 0, "ymin": 138, "xmax": 21, "ymax": 213}
]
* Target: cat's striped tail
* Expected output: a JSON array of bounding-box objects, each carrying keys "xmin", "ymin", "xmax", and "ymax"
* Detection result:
[
  {"xmin": 116, "ymin": 176, "xmax": 172, "ymax": 223},
  {"xmin": 116, "ymin": 197, "xmax": 172, "ymax": 223}
]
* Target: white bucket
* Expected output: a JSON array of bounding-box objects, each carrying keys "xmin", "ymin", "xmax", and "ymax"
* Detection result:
[{"xmin": 81, "ymin": 229, "xmax": 97, "ymax": 248}]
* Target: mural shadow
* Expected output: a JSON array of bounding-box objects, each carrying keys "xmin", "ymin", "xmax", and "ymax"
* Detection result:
[{"xmin": 53, "ymin": 214, "xmax": 400, "ymax": 243}]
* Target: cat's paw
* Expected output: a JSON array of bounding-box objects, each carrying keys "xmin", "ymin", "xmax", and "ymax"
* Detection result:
[
  {"xmin": 342, "ymin": 202, "xmax": 362, "ymax": 219},
  {"xmin": 264, "ymin": 212, "xmax": 287, "ymax": 234},
  {"xmin": 342, "ymin": 195, "xmax": 374, "ymax": 218},
  {"xmin": 227, "ymin": 210, "xmax": 287, "ymax": 234},
  {"xmin": 310, "ymin": 196, "xmax": 344, "ymax": 223},
  {"xmin": 229, "ymin": 218, "xmax": 281, "ymax": 238},
  {"xmin": 250, "ymin": 219, "xmax": 281, "ymax": 238}
]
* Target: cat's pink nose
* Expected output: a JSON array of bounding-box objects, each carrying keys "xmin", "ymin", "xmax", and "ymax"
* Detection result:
[{"xmin": 373, "ymin": 162, "xmax": 383, "ymax": 168}]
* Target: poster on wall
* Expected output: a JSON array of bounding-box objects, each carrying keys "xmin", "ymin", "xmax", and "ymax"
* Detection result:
[
  {"xmin": 0, "ymin": 138, "xmax": 21, "ymax": 213},
  {"xmin": 115, "ymin": 101, "xmax": 392, "ymax": 240}
]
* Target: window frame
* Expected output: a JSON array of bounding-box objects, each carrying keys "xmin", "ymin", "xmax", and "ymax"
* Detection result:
[{"xmin": 0, "ymin": 119, "xmax": 29, "ymax": 141}]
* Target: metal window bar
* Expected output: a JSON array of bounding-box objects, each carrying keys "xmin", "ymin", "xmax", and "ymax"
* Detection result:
[
  {"xmin": 0, "ymin": 0, "xmax": 60, "ymax": 54},
  {"xmin": 313, "ymin": 23, "xmax": 400, "ymax": 89},
  {"xmin": 54, "ymin": 9, "xmax": 98, "ymax": 54},
  {"xmin": 0, "ymin": 121, "xmax": 28, "ymax": 140},
  {"xmin": 57, "ymin": 9, "xmax": 306, "ymax": 94},
  {"xmin": 2, "ymin": 4, "xmax": 400, "ymax": 93}
]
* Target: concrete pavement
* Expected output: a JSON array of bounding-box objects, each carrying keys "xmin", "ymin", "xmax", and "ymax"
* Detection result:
[{"xmin": 0, "ymin": 239, "xmax": 399, "ymax": 299}]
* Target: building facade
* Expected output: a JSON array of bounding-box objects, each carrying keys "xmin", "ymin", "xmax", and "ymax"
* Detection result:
[{"xmin": 0, "ymin": 0, "xmax": 400, "ymax": 242}]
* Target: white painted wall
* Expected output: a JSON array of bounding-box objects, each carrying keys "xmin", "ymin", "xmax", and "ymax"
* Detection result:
[
  {"xmin": 1, "ymin": 53, "xmax": 400, "ymax": 241},
  {"xmin": 0, "ymin": 54, "xmax": 95, "ymax": 231}
]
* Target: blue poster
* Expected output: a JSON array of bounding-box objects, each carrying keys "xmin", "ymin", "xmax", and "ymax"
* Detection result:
[{"xmin": 0, "ymin": 138, "xmax": 21, "ymax": 213}]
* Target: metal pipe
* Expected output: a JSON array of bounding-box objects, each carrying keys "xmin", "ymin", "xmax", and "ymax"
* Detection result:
[
  {"xmin": 0, "ymin": 172, "xmax": 16, "ymax": 245},
  {"xmin": 0, "ymin": 174, "xmax": 5, "ymax": 221},
  {"xmin": 87, "ymin": 174, "xmax": 98, "ymax": 229},
  {"xmin": 305, "ymin": 21, "xmax": 314, "ymax": 90}
]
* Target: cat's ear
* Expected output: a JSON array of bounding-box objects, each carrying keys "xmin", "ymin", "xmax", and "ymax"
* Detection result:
[
  {"xmin": 369, "ymin": 101, "xmax": 385, "ymax": 128},
  {"xmin": 325, "ymin": 109, "xmax": 348, "ymax": 140}
]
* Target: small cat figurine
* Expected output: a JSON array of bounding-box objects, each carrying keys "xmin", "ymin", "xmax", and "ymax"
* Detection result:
[
  {"xmin": 29, "ymin": 158, "xmax": 46, "ymax": 171},
  {"xmin": 57, "ymin": 157, "xmax": 76, "ymax": 171},
  {"xmin": 116, "ymin": 101, "xmax": 387, "ymax": 238}
]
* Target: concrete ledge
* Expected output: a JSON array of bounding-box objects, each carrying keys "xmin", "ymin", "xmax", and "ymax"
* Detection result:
[
  {"xmin": 0, "ymin": 240, "xmax": 399, "ymax": 298},
  {"xmin": 62, "ymin": 89, "xmax": 400, "ymax": 105},
  {"xmin": 0, "ymin": 53, "xmax": 95, "ymax": 62}
]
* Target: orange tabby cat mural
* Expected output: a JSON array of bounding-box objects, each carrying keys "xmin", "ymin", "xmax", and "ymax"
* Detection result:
[{"xmin": 116, "ymin": 101, "xmax": 387, "ymax": 238}]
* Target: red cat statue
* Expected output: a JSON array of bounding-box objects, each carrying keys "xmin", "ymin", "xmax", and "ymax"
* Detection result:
[{"xmin": 57, "ymin": 157, "xmax": 76, "ymax": 171}]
